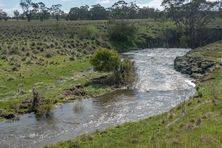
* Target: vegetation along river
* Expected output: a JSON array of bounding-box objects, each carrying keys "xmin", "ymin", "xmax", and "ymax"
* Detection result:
[{"xmin": 0, "ymin": 48, "xmax": 196, "ymax": 148}]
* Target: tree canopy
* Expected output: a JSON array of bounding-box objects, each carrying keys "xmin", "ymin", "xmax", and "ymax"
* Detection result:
[{"xmin": 162, "ymin": 0, "xmax": 220, "ymax": 47}]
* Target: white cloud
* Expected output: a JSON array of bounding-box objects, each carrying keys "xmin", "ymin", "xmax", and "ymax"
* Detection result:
[
  {"xmin": 143, "ymin": 0, "xmax": 220, "ymax": 10},
  {"xmin": 137, "ymin": 0, "xmax": 163, "ymax": 10},
  {"xmin": 147, "ymin": 0, "xmax": 163, "ymax": 10},
  {"xmin": 97, "ymin": 0, "xmax": 113, "ymax": 5}
]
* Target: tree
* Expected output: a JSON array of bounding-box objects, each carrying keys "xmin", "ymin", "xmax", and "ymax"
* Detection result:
[
  {"xmin": 38, "ymin": 2, "xmax": 49, "ymax": 21},
  {"xmin": 127, "ymin": 2, "xmax": 139, "ymax": 19},
  {"xmin": 111, "ymin": 0, "xmax": 128, "ymax": 19},
  {"xmin": 90, "ymin": 4, "xmax": 108, "ymax": 20},
  {"xmin": 0, "ymin": 9, "xmax": 8, "ymax": 21},
  {"xmin": 69, "ymin": 7, "xmax": 80, "ymax": 20},
  {"xmin": 14, "ymin": 10, "xmax": 20, "ymax": 21},
  {"xmin": 20, "ymin": 0, "xmax": 34, "ymax": 22},
  {"xmin": 162, "ymin": 0, "xmax": 219, "ymax": 48},
  {"xmin": 219, "ymin": 0, "xmax": 222, "ymax": 11},
  {"xmin": 50, "ymin": 4, "xmax": 63, "ymax": 21},
  {"xmin": 138, "ymin": 7, "xmax": 156, "ymax": 19},
  {"xmin": 79, "ymin": 5, "xmax": 89, "ymax": 20}
]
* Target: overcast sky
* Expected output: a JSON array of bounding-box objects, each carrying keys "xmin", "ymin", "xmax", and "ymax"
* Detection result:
[{"xmin": 0, "ymin": 0, "xmax": 219, "ymax": 16}]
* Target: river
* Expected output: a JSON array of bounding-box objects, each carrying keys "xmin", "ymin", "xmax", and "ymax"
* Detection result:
[{"xmin": 0, "ymin": 48, "xmax": 195, "ymax": 148}]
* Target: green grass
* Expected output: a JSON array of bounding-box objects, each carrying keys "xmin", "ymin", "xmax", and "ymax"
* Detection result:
[
  {"xmin": 48, "ymin": 41, "xmax": 222, "ymax": 147},
  {"xmin": 0, "ymin": 55, "xmax": 112, "ymax": 118}
]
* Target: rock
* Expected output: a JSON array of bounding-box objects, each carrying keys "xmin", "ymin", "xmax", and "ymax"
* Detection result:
[
  {"xmin": 174, "ymin": 55, "xmax": 215, "ymax": 78},
  {"xmin": 3, "ymin": 113, "xmax": 16, "ymax": 119}
]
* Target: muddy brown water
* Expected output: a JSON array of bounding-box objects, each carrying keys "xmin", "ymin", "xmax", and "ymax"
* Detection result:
[{"xmin": 0, "ymin": 48, "xmax": 195, "ymax": 148}]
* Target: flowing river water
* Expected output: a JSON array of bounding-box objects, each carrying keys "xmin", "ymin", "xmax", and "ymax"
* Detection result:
[{"xmin": 0, "ymin": 48, "xmax": 195, "ymax": 148}]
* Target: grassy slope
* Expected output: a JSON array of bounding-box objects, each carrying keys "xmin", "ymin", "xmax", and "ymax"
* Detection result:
[{"xmin": 50, "ymin": 41, "xmax": 222, "ymax": 147}]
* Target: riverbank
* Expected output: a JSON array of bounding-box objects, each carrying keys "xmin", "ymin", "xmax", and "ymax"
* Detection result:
[
  {"xmin": 1, "ymin": 19, "xmax": 222, "ymax": 121},
  {"xmin": 0, "ymin": 56, "xmax": 120, "ymax": 120},
  {"xmin": 49, "ymin": 41, "xmax": 222, "ymax": 147}
]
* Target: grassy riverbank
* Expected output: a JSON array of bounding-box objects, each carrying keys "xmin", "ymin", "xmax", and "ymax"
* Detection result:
[
  {"xmin": 0, "ymin": 19, "xmax": 176, "ymax": 120},
  {"xmin": 49, "ymin": 41, "xmax": 222, "ymax": 147},
  {"xmin": 0, "ymin": 55, "xmax": 116, "ymax": 119},
  {"xmin": 0, "ymin": 19, "xmax": 221, "ymax": 119}
]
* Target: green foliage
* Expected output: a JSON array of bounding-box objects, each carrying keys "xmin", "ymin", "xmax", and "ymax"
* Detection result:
[
  {"xmin": 162, "ymin": 0, "xmax": 219, "ymax": 48},
  {"xmin": 179, "ymin": 35, "xmax": 190, "ymax": 48},
  {"xmin": 108, "ymin": 21, "xmax": 137, "ymax": 51},
  {"xmin": 114, "ymin": 58, "xmax": 135, "ymax": 85},
  {"xmin": 77, "ymin": 25, "xmax": 99, "ymax": 40},
  {"xmin": 90, "ymin": 48, "xmax": 135, "ymax": 85},
  {"xmin": 90, "ymin": 48, "xmax": 121, "ymax": 72},
  {"xmin": 35, "ymin": 104, "xmax": 53, "ymax": 118}
]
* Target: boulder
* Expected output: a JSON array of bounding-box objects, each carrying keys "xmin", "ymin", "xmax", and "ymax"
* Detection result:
[{"xmin": 174, "ymin": 55, "xmax": 215, "ymax": 78}]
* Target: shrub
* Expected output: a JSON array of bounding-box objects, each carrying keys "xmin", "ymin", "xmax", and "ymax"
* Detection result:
[
  {"xmin": 45, "ymin": 51, "xmax": 54, "ymax": 58},
  {"xmin": 91, "ymin": 48, "xmax": 135, "ymax": 85},
  {"xmin": 77, "ymin": 25, "xmax": 99, "ymax": 40},
  {"xmin": 31, "ymin": 88, "xmax": 53, "ymax": 118},
  {"xmin": 114, "ymin": 58, "xmax": 135, "ymax": 85},
  {"xmin": 90, "ymin": 48, "xmax": 120, "ymax": 72},
  {"xmin": 108, "ymin": 21, "xmax": 137, "ymax": 51}
]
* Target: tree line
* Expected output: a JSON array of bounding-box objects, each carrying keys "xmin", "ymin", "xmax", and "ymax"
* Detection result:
[
  {"xmin": 0, "ymin": 0, "xmax": 163, "ymax": 21},
  {"xmin": 68, "ymin": 1, "xmax": 161, "ymax": 20},
  {"xmin": 0, "ymin": 0, "xmax": 222, "ymax": 22}
]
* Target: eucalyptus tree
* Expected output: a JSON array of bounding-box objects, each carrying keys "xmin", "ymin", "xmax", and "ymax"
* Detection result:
[
  {"xmin": 78, "ymin": 5, "xmax": 89, "ymax": 20},
  {"xmin": 90, "ymin": 4, "xmax": 108, "ymax": 20},
  {"xmin": 50, "ymin": 4, "xmax": 63, "ymax": 21},
  {"xmin": 162, "ymin": 0, "xmax": 219, "ymax": 47},
  {"xmin": 111, "ymin": 0, "xmax": 128, "ymax": 19},
  {"xmin": 14, "ymin": 10, "xmax": 20, "ymax": 21},
  {"xmin": 138, "ymin": 7, "xmax": 156, "ymax": 19},
  {"xmin": 20, "ymin": 0, "xmax": 34, "ymax": 21},
  {"xmin": 38, "ymin": 2, "xmax": 49, "ymax": 21},
  {"xmin": 69, "ymin": 7, "xmax": 80, "ymax": 20},
  {"xmin": 127, "ymin": 2, "xmax": 139, "ymax": 19},
  {"xmin": 0, "ymin": 9, "xmax": 8, "ymax": 21}
]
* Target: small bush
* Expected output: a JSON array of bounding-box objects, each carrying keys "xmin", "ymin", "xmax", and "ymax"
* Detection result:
[
  {"xmin": 114, "ymin": 58, "xmax": 135, "ymax": 85},
  {"xmin": 31, "ymin": 88, "xmax": 53, "ymax": 118},
  {"xmin": 90, "ymin": 48, "xmax": 120, "ymax": 72},
  {"xmin": 91, "ymin": 48, "xmax": 135, "ymax": 85}
]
